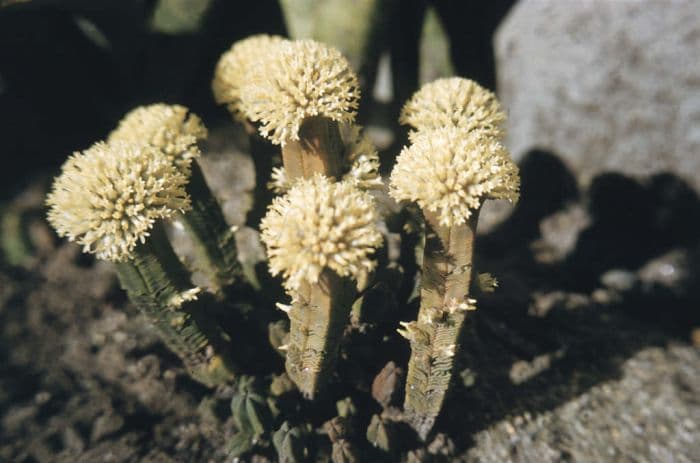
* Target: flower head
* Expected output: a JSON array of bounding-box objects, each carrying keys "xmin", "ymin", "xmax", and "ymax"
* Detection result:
[
  {"xmin": 400, "ymin": 77, "xmax": 505, "ymax": 141},
  {"xmin": 108, "ymin": 104, "xmax": 207, "ymax": 172},
  {"xmin": 260, "ymin": 175, "xmax": 382, "ymax": 290},
  {"xmin": 212, "ymin": 34, "xmax": 287, "ymax": 122},
  {"xmin": 241, "ymin": 39, "xmax": 360, "ymax": 145},
  {"xmin": 46, "ymin": 141, "xmax": 191, "ymax": 261},
  {"xmin": 389, "ymin": 127, "xmax": 519, "ymax": 227}
]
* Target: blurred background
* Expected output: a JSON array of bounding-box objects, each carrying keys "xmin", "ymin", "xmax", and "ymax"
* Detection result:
[{"xmin": 0, "ymin": 0, "xmax": 516, "ymax": 195}]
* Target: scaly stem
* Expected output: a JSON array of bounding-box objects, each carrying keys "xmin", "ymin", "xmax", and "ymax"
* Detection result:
[
  {"xmin": 284, "ymin": 270, "xmax": 354, "ymax": 399},
  {"xmin": 278, "ymin": 116, "xmax": 351, "ymax": 398},
  {"xmin": 177, "ymin": 161, "xmax": 242, "ymax": 295},
  {"xmin": 114, "ymin": 222, "xmax": 236, "ymax": 387},
  {"xmin": 281, "ymin": 117, "xmax": 344, "ymax": 180},
  {"xmin": 402, "ymin": 210, "xmax": 478, "ymax": 439}
]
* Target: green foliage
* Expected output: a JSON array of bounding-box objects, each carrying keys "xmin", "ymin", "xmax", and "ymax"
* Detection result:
[
  {"xmin": 114, "ymin": 223, "xmax": 237, "ymax": 387},
  {"xmin": 272, "ymin": 421, "xmax": 307, "ymax": 463},
  {"xmin": 231, "ymin": 376, "xmax": 272, "ymax": 437}
]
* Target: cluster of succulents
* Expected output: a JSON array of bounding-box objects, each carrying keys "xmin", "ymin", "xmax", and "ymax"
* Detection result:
[{"xmin": 45, "ymin": 34, "xmax": 519, "ymax": 459}]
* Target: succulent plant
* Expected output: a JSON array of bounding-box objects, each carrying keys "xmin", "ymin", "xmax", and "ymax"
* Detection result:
[
  {"xmin": 336, "ymin": 397, "xmax": 358, "ymax": 418},
  {"xmin": 109, "ymin": 104, "xmax": 243, "ymax": 295},
  {"xmin": 272, "ymin": 421, "xmax": 307, "ymax": 463},
  {"xmin": 219, "ymin": 42, "xmax": 379, "ymax": 400},
  {"xmin": 46, "ymin": 141, "xmax": 236, "ymax": 386},
  {"xmin": 240, "ymin": 39, "xmax": 360, "ymax": 182},
  {"xmin": 261, "ymin": 174, "xmax": 383, "ymax": 397},
  {"xmin": 44, "ymin": 29, "xmax": 525, "ymax": 460},
  {"xmin": 231, "ymin": 376, "xmax": 273, "ymax": 437},
  {"xmin": 332, "ymin": 438, "xmax": 361, "ymax": 463},
  {"xmin": 366, "ymin": 413, "xmax": 394, "ymax": 452},
  {"xmin": 390, "ymin": 79, "xmax": 520, "ymax": 439}
]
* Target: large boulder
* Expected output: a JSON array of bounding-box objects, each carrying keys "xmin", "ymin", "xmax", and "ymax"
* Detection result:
[{"xmin": 495, "ymin": 0, "xmax": 700, "ymax": 190}]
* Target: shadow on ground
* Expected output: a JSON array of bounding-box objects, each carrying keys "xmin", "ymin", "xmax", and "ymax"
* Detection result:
[{"xmin": 433, "ymin": 149, "xmax": 700, "ymax": 452}]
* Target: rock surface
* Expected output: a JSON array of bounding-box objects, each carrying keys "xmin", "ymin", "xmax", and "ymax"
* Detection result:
[
  {"xmin": 466, "ymin": 345, "xmax": 700, "ymax": 463},
  {"xmin": 495, "ymin": 0, "xmax": 700, "ymax": 190}
]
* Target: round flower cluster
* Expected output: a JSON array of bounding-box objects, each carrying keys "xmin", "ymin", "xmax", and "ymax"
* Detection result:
[
  {"xmin": 108, "ymin": 104, "xmax": 207, "ymax": 173},
  {"xmin": 390, "ymin": 127, "xmax": 519, "ymax": 227},
  {"xmin": 260, "ymin": 175, "xmax": 382, "ymax": 290},
  {"xmin": 400, "ymin": 77, "xmax": 505, "ymax": 141},
  {"xmin": 46, "ymin": 141, "xmax": 191, "ymax": 261},
  {"xmin": 212, "ymin": 34, "xmax": 287, "ymax": 122},
  {"xmin": 241, "ymin": 39, "xmax": 360, "ymax": 145}
]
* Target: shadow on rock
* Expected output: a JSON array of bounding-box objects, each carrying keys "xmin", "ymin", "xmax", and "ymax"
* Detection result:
[{"xmin": 434, "ymin": 149, "xmax": 700, "ymax": 450}]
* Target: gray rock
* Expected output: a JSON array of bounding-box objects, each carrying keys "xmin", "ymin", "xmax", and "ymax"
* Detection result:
[
  {"xmin": 495, "ymin": 0, "xmax": 700, "ymax": 190},
  {"xmin": 466, "ymin": 345, "xmax": 700, "ymax": 463}
]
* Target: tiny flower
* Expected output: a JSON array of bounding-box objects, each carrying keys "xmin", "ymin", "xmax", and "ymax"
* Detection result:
[
  {"xmin": 168, "ymin": 286, "xmax": 202, "ymax": 309},
  {"xmin": 108, "ymin": 103, "xmax": 207, "ymax": 172},
  {"xmin": 241, "ymin": 39, "xmax": 360, "ymax": 145},
  {"xmin": 260, "ymin": 175, "xmax": 382, "ymax": 290},
  {"xmin": 396, "ymin": 321, "xmax": 429, "ymax": 344},
  {"xmin": 46, "ymin": 141, "xmax": 191, "ymax": 261},
  {"xmin": 268, "ymin": 166, "xmax": 290, "ymax": 194},
  {"xmin": 389, "ymin": 127, "xmax": 520, "ymax": 227},
  {"xmin": 400, "ymin": 77, "xmax": 506, "ymax": 141},
  {"xmin": 212, "ymin": 34, "xmax": 287, "ymax": 121},
  {"xmin": 340, "ymin": 124, "xmax": 383, "ymax": 190}
]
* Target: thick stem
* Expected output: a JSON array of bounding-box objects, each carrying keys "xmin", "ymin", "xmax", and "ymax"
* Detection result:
[
  {"xmin": 402, "ymin": 210, "xmax": 479, "ymax": 440},
  {"xmin": 278, "ymin": 116, "xmax": 351, "ymax": 398},
  {"xmin": 284, "ymin": 270, "xmax": 355, "ymax": 399},
  {"xmin": 178, "ymin": 161, "xmax": 242, "ymax": 295},
  {"xmin": 281, "ymin": 117, "xmax": 344, "ymax": 181},
  {"xmin": 114, "ymin": 222, "xmax": 236, "ymax": 387}
]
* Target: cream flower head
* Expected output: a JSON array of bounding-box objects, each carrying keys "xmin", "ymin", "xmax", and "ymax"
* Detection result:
[
  {"xmin": 212, "ymin": 34, "xmax": 287, "ymax": 122},
  {"xmin": 400, "ymin": 77, "xmax": 505, "ymax": 141},
  {"xmin": 241, "ymin": 39, "xmax": 360, "ymax": 145},
  {"xmin": 260, "ymin": 175, "xmax": 382, "ymax": 290},
  {"xmin": 389, "ymin": 127, "xmax": 519, "ymax": 227},
  {"xmin": 46, "ymin": 141, "xmax": 191, "ymax": 261},
  {"xmin": 108, "ymin": 104, "xmax": 207, "ymax": 172}
]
